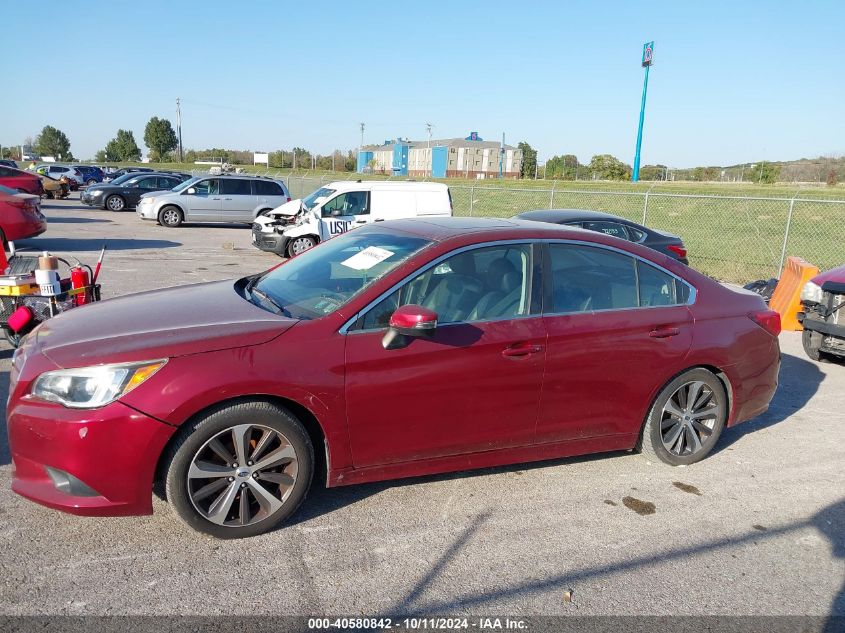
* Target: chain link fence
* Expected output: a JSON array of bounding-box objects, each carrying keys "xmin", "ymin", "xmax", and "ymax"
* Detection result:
[
  {"xmin": 188, "ymin": 169, "xmax": 843, "ymax": 284},
  {"xmin": 449, "ymin": 186, "xmax": 843, "ymax": 283}
]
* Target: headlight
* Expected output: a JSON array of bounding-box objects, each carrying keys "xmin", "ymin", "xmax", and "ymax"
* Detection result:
[
  {"xmin": 90, "ymin": 189, "xmax": 104, "ymax": 196},
  {"xmin": 800, "ymin": 281, "xmax": 823, "ymax": 304},
  {"xmin": 30, "ymin": 360, "xmax": 166, "ymax": 409},
  {"xmin": 142, "ymin": 197, "xmax": 154, "ymax": 205}
]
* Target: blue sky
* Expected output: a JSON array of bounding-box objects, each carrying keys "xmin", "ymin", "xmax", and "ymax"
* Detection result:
[{"xmin": 3, "ymin": 1, "xmax": 843, "ymax": 167}]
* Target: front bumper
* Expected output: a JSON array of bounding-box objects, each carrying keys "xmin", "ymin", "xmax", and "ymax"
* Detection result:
[
  {"xmin": 8, "ymin": 398, "xmax": 176, "ymax": 516},
  {"xmin": 136, "ymin": 203, "xmax": 157, "ymax": 220},
  {"xmin": 251, "ymin": 223, "xmax": 288, "ymax": 255},
  {"xmin": 80, "ymin": 191, "xmax": 103, "ymax": 207},
  {"xmin": 798, "ymin": 313, "xmax": 845, "ymax": 338}
]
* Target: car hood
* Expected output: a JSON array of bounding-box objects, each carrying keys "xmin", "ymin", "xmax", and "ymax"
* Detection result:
[
  {"xmin": 34, "ymin": 279, "xmax": 297, "ymax": 368},
  {"xmin": 269, "ymin": 198, "xmax": 304, "ymax": 218},
  {"xmin": 812, "ymin": 263, "xmax": 845, "ymax": 286}
]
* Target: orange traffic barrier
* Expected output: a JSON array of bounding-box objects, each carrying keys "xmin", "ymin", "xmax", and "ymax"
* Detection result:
[{"xmin": 769, "ymin": 256, "xmax": 820, "ymax": 331}]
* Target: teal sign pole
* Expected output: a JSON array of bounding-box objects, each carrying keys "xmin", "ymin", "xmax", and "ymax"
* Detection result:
[{"xmin": 632, "ymin": 41, "xmax": 654, "ymax": 183}]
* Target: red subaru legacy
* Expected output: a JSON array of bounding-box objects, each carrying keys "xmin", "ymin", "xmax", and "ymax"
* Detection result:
[{"xmin": 7, "ymin": 218, "xmax": 780, "ymax": 538}]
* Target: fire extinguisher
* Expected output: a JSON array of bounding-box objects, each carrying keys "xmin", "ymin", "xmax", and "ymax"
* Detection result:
[{"xmin": 70, "ymin": 265, "xmax": 92, "ymax": 305}]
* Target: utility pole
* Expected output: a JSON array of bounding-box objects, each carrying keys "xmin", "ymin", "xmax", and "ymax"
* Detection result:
[
  {"xmin": 425, "ymin": 122, "xmax": 433, "ymax": 177},
  {"xmin": 632, "ymin": 41, "xmax": 654, "ymax": 182},
  {"xmin": 359, "ymin": 123, "xmax": 365, "ymax": 151},
  {"xmin": 176, "ymin": 97, "xmax": 183, "ymax": 163},
  {"xmin": 499, "ymin": 132, "xmax": 505, "ymax": 179}
]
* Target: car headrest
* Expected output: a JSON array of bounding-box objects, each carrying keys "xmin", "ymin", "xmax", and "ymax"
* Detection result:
[{"xmin": 501, "ymin": 271, "xmax": 521, "ymax": 293}]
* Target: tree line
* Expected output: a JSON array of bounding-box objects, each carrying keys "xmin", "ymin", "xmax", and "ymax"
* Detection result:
[{"xmin": 1, "ymin": 129, "xmax": 836, "ymax": 184}]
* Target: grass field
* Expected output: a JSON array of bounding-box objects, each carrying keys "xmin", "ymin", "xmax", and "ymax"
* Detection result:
[{"xmin": 109, "ymin": 162, "xmax": 845, "ymax": 282}]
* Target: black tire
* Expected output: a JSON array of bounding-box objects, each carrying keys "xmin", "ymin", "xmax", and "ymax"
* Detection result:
[
  {"xmin": 286, "ymin": 235, "xmax": 317, "ymax": 258},
  {"xmin": 86, "ymin": 179, "xmax": 97, "ymax": 186},
  {"xmin": 257, "ymin": 208, "xmax": 273, "ymax": 218},
  {"xmin": 105, "ymin": 194, "xmax": 125, "ymax": 212},
  {"xmin": 639, "ymin": 368, "xmax": 727, "ymax": 466},
  {"xmin": 158, "ymin": 206, "xmax": 183, "ymax": 227},
  {"xmin": 802, "ymin": 329, "xmax": 825, "ymax": 362},
  {"xmin": 164, "ymin": 400, "xmax": 314, "ymax": 539},
  {"xmin": 4, "ymin": 328, "xmax": 23, "ymax": 348},
  {"xmin": 45, "ymin": 190, "xmax": 55, "ymax": 200}
]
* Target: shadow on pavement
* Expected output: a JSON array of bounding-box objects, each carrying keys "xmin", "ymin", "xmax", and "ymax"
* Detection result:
[
  {"xmin": 17, "ymin": 237, "xmax": 182, "ymax": 251},
  {"xmin": 45, "ymin": 217, "xmax": 113, "ymax": 224},
  {"xmin": 716, "ymin": 351, "xmax": 824, "ymax": 454},
  {"xmin": 391, "ymin": 498, "xmax": 845, "ymax": 622}
]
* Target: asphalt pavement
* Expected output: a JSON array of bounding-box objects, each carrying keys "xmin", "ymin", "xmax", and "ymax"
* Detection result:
[{"xmin": 0, "ymin": 194, "xmax": 843, "ymax": 619}]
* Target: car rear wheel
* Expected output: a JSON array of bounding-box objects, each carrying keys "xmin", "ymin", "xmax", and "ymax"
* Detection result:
[
  {"xmin": 106, "ymin": 195, "xmax": 125, "ymax": 211},
  {"xmin": 86, "ymin": 179, "xmax": 97, "ymax": 186},
  {"xmin": 159, "ymin": 206, "xmax": 183, "ymax": 227},
  {"xmin": 287, "ymin": 236, "xmax": 317, "ymax": 257},
  {"xmin": 802, "ymin": 329, "xmax": 825, "ymax": 361},
  {"xmin": 639, "ymin": 368, "xmax": 727, "ymax": 466},
  {"xmin": 164, "ymin": 400, "xmax": 314, "ymax": 539}
]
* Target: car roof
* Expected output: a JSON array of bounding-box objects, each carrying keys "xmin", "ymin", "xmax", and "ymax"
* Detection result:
[
  {"xmin": 376, "ymin": 216, "xmax": 596, "ymax": 243},
  {"xmin": 517, "ymin": 208, "xmax": 638, "ymax": 224},
  {"xmin": 325, "ymin": 180, "xmax": 448, "ymax": 192}
]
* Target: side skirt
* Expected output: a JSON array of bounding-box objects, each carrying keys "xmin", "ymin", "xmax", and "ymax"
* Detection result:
[{"xmin": 327, "ymin": 434, "xmax": 639, "ymax": 488}]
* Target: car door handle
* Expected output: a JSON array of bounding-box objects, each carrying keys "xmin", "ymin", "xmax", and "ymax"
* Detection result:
[
  {"xmin": 224, "ymin": 197, "xmax": 233, "ymax": 200},
  {"xmin": 649, "ymin": 327, "xmax": 680, "ymax": 338},
  {"xmin": 502, "ymin": 342, "xmax": 544, "ymax": 358}
]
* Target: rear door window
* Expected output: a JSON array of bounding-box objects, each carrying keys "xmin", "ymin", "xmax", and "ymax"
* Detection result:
[
  {"xmin": 254, "ymin": 180, "xmax": 283, "ymax": 196},
  {"xmin": 582, "ymin": 221, "xmax": 630, "ymax": 240},
  {"xmin": 547, "ymin": 244, "xmax": 638, "ymax": 312},
  {"xmin": 637, "ymin": 261, "xmax": 687, "ymax": 306},
  {"xmin": 220, "ymin": 179, "xmax": 252, "ymax": 196}
]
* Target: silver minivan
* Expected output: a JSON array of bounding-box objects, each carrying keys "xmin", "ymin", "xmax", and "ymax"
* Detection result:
[{"xmin": 136, "ymin": 175, "xmax": 290, "ymax": 227}]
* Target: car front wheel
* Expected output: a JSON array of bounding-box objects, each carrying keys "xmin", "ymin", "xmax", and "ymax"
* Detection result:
[
  {"xmin": 287, "ymin": 236, "xmax": 317, "ymax": 257},
  {"xmin": 106, "ymin": 195, "xmax": 125, "ymax": 211},
  {"xmin": 164, "ymin": 401, "xmax": 314, "ymax": 538},
  {"xmin": 159, "ymin": 206, "xmax": 183, "ymax": 227},
  {"xmin": 639, "ymin": 368, "xmax": 727, "ymax": 466}
]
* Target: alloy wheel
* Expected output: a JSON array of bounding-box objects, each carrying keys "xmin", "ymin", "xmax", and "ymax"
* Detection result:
[
  {"xmin": 290, "ymin": 237, "xmax": 314, "ymax": 256},
  {"xmin": 659, "ymin": 380, "xmax": 724, "ymax": 456},
  {"xmin": 107, "ymin": 196, "xmax": 124, "ymax": 211},
  {"xmin": 161, "ymin": 208, "xmax": 180, "ymax": 225},
  {"xmin": 187, "ymin": 424, "xmax": 299, "ymax": 528}
]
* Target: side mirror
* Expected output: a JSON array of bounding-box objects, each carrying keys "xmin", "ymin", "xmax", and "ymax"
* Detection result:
[
  {"xmin": 382, "ymin": 304, "xmax": 438, "ymax": 350},
  {"xmin": 186, "ymin": 187, "xmax": 196, "ymax": 195}
]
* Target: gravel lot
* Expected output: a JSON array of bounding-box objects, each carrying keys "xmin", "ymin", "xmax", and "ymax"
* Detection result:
[{"xmin": 0, "ymin": 194, "xmax": 843, "ymax": 619}]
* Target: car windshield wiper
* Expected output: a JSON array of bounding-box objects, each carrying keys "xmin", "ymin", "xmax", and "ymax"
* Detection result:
[{"xmin": 250, "ymin": 286, "xmax": 292, "ymax": 318}]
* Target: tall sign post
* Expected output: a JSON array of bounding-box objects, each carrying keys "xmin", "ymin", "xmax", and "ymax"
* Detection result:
[{"xmin": 632, "ymin": 41, "xmax": 654, "ymax": 182}]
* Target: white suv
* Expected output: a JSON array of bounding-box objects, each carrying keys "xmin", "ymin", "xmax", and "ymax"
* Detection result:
[
  {"xmin": 137, "ymin": 175, "xmax": 290, "ymax": 227},
  {"xmin": 35, "ymin": 164, "xmax": 84, "ymax": 185}
]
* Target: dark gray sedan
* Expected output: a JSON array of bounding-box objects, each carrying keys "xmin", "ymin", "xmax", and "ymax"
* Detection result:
[{"xmin": 515, "ymin": 209, "xmax": 689, "ymax": 265}]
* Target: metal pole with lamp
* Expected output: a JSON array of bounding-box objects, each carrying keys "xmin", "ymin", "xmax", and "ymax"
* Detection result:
[{"xmin": 632, "ymin": 41, "xmax": 654, "ymax": 183}]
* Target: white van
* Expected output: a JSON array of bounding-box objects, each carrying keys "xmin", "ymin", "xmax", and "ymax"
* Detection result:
[{"xmin": 251, "ymin": 181, "xmax": 452, "ymax": 257}]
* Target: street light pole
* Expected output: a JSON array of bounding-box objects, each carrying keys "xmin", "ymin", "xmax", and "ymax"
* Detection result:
[
  {"xmin": 176, "ymin": 97, "xmax": 183, "ymax": 163},
  {"xmin": 632, "ymin": 41, "xmax": 654, "ymax": 183}
]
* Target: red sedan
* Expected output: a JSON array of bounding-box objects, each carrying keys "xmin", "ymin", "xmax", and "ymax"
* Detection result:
[
  {"xmin": 7, "ymin": 218, "xmax": 780, "ymax": 538},
  {"xmin": 0, "ymin": 184, "xmax": 47, "ymax": 244},
  {"xmin": 0, "ymin": 165, "xmax": 44, "ymax": 196}
]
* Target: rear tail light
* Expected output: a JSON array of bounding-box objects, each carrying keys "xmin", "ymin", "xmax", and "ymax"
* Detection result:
[
  {"xmin": 286, "ymin": 197, "xmax": 292, "ymax": 203},
  {"xmin": 748, "ymin": 309, "xmax": 781, "ymax": 337},
  {"xmin": 667, "ymin": 244, "xmax": 687, "ymax": 259}
]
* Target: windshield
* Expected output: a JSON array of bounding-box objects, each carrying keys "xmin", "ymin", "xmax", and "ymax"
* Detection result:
[
  {"xmin": 108, "ymin": 173, "xmax": 138, "ymax": 185},
  {"xmin": 172, "ymin": 176, "xmax": 201, "ymax": 192},
  {"xmin": 302, "ymin": 187, "xmax": 336, "ymax": 211},
  {"xmin": 249, "ymin": 228, "xmax": 432, "ymax": 319}
]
